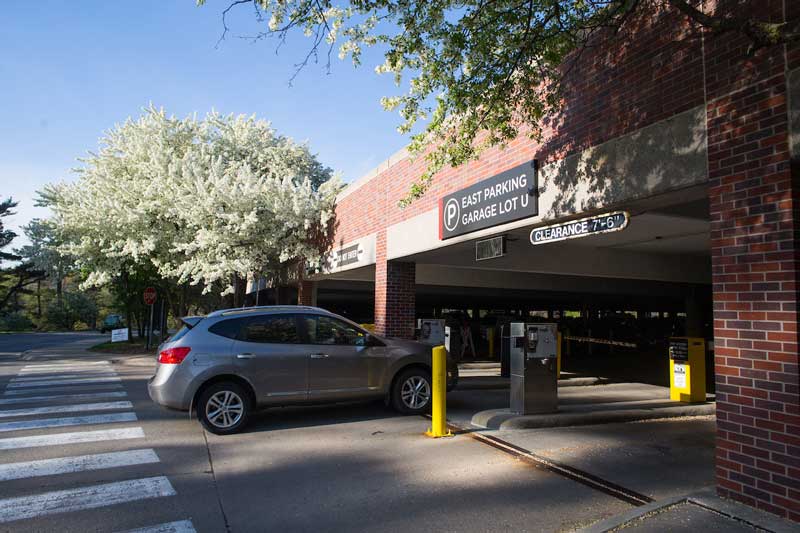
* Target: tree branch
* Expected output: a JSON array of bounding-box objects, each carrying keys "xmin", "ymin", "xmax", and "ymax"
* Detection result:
[{"xmin": 668, "ymin": 0, "xmax": 800, "ymax": 52}]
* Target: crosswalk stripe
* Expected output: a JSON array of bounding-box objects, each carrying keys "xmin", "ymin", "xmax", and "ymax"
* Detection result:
[
  {"xmin": 19, "ymin": 365, "xmax": 114, "ymax": 376},
  {"xmin": 0, "ymin": 401, "xmax": 133, "ymax": 419},
  {"xmin": 3, "ymin": 383, "xmax": 124, "ymax": 396},
  {"xmin": 119, "ymin": 520, "xmax": 197, "ymax": 533},
  {"xmin": 0, "ymin": 412, "xmax": 137, "ymax": 433},
  {"xmin": 19, "ymin": 363, "xmax": 114, "ymax": 374},
  {"xmin": 0, "ymin": 476, "xmax": 176, "ymax": 523},
  {"xmin": 0, "ymin": 449, "xmax": 160, "ymax": 482},
  {"xmin": 0, "ymin": 427, "xmax": 144, "ymax": 450},
  {"xmin": 21, "ymin": 360, "xmax": 110, "ymax": 368},
  {"xmin": 0, "ymin": 391, "xmax": 128, "ymax": 406},
  {"xmin": 11, "ymin": 372, "xmax": 118, "ymax": 382},
  {"xmin": 6, "ymin": 376, "xmax": 122, "ymax": 389}
]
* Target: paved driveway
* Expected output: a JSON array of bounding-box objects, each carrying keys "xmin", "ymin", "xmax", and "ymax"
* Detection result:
[{"xmin": 0, "ymin": 334, "xmax": 637, "ymax": 532}]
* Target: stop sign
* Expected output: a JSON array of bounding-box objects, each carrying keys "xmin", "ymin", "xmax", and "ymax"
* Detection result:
[{"xmin": 143, "ymin": 287, "xmax": 157, "ymax": 306}]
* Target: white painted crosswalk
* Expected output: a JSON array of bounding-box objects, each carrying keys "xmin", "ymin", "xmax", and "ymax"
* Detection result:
[
  {"xmin": 0, "ymin": 359, "xmax": 196, "ymax": 529},
  {"xmin": 0, "ymin": 411, "xmax": 138, "ymax": 433},
  {"xmin": 20, "ymin": 360, "xmax": 111, "ymax": 370},
  {"xmin": 0, "ymin": 449, "xmax": 160, "ymax": 481},
  {"xmin": 0, "ymin": 400, "xmax": 133, "ymax": 419},
  {"xmin": 0, "ymin": 427, "xmax": 145, "ymax": 450},
  {"xmin": 0, "ymin": 390, "xmax": 128, "ymax": 406},
  {"xmin": 11, "ymin": 372, "xmax": 118, "ymax": 382},
  {"xmin": 19, "ymin": 365, "xmax": 114, "ymax": 375},
  {"xmin": 120, "ymin": 519, "xmax": 198, "ymax": 533},
  {"xmin": 6, "ymin": 376, "xmax": 123, "ymax": 388},
  {"xmin": 0, "ymin": 476, "xmax": 176, "ymax": 523},
  {"xmin": 3, "ymin": 383, "xmax": 125, "ymax": 395}
]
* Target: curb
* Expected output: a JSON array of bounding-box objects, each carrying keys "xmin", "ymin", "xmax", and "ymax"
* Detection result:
[
  {"xmin": 472, "ymin": 402, "xmax": 716, "ymax": 429},
  {"xmin": 580, "ymin": 487, "xmax": 799, "ymax": 532},
  {"xmin": 456, "ymin": 376, "xmax": 608, "ymax": 391}
]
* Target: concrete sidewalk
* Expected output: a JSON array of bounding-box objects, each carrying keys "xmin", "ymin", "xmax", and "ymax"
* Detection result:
[
  {"xmin": 456, "ymin": 374, "xmax": 608, "ymax": 390},
  {"xmin": 448, "ymin": 382, "xmax": 715, "ymax": 429},
  {"xmin": 581, "ymin": 487, "xmax": 799, "ymax": 532}
]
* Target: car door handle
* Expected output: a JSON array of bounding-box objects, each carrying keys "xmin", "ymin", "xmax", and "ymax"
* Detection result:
[
  {"xmin": 310, "ymin": 353, "xmax": 330, "ymax": 359},
  {"xmin": 236, "ymin": 353, "xmax": 255, "ymax": 359}
]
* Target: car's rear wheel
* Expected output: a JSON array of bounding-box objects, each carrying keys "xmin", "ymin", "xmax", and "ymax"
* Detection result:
[
  {"xmin": 391, "ymin": 368, "xmax": 432, "ymax": 414},
  {"xmin": 197, "ymin": 381, "xmax": 252, "ymax": 435}
]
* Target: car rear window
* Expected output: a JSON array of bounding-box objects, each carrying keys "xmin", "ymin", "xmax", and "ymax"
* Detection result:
[
  {"xmin": 208, "ymin": 318, "xmax": 247, "ymax": 340},
  {"xmin": 167, "ymin": 325, "xmax": 191, "ymax": 343},
  {"xmin": 242, "ymin": 315, "xmax": 300, "ymax": 344}
]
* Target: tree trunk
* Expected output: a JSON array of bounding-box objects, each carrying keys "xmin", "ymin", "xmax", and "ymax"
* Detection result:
[
  {"xmin": 122, "ymin": 271, "xmax": 133, "ymax": 343},
  {"xmin": 36, "ymin": 280, "xmax": 41, "ymax": 317},
  {"xmin": 232, "ymin": 275, "xmax": 247, "ymax": 308},
  {"xmin": 56, "ymin": 277, "xmax": 63, "ymax": 308}
]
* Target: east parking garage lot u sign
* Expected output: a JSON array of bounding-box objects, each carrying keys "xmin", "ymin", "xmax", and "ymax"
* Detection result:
[{"xmin": 439, "ymin": 160, "xmax": 539, "ymax": 240}]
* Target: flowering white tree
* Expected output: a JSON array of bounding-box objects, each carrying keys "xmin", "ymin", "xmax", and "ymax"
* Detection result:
[{"xmin": 44, "ymin": 106, "xmax": 341, "ymax": 307}]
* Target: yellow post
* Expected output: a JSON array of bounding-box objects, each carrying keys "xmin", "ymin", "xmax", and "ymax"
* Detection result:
[
  {"xmin": 557, "ymin": 331, "xmax": 562, "ymax": 379},
  {"xmin": 487, "ymin": 327, "xmax": 495, "ymax": 359},
  {"xmin": 426, "ymin": 345, "xmax": 453, "ymax": 438}
]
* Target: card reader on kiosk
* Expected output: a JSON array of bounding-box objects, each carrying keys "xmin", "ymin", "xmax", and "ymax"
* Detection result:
[{"xmin": 510, "ymin": 323, "xmax": 558, "ymax": 415}]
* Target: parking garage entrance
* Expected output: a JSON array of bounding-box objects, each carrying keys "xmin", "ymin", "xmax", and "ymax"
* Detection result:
[{"xmin": 310, "ymin": 188, "xmax": 713, "ymax": 390}]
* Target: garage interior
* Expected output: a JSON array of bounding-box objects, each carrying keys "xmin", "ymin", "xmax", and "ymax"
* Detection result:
[{"xmin": 314, "ymin": 187, "xmax": 714, "ymax": 389}]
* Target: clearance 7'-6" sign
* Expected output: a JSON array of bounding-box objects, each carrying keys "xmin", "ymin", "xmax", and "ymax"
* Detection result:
[
  {"xmin": 439, "ymin": 160, "xmax": 538, "ymax": 239},
  {"xmin": 529, "ymin": 211, "xmax": 629, "ymax": 245}
]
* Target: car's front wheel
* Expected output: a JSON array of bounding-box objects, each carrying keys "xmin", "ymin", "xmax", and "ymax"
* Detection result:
[
  {"xmin": 391, "ymin": 367, "xmax": 432, "ymax": 414},
  {"xmin": 197, "ymin": 381, "xmax": 252, "ymax": 435}
]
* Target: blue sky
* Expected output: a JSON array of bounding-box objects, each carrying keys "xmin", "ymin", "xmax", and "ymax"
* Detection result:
[{"xmin": 0, "ymin": 1, "xmax": 407, "ymax": 245}]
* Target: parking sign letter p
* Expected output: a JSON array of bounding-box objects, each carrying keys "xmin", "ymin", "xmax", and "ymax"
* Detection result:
[{"xmin": 444, "ymin": 198, "xmax": 460, "ymax": 233}]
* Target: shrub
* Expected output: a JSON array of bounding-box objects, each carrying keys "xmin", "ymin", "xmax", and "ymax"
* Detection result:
[
  {"xmin": 0, "ymin": 312, "xmax": 35, "ymax": 331},
  {"xmin": 43, "ymin": 292, "xmax": 98, "ymax": 331}
]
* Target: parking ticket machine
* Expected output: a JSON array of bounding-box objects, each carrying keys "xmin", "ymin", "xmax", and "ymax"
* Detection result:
[{"xmin": 510, "ymin": 323, "xmax": 559, "ymax": 415}]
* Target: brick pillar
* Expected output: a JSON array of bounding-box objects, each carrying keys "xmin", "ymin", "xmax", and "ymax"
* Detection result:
[
  {"xmin": 707, "ymin": 69, "xmax": 800, "ymax": 518},
  {"xmin": 374, "ymin": 232, "xmax": 416, "ymax": 338},
  {"xmin": 297, "ymin": 280, "xmax": 316, "ymax": 306}
]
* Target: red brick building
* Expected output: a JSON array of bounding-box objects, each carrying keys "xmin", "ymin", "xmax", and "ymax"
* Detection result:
[{"xmin": 265, "ymin": 1, "xmax": 800, "ymax": 520}]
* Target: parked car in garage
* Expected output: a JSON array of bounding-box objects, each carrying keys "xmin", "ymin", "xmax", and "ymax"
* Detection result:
[
  {"xmin": 148, "ymin": 306, "xmax": 458, "ymax": 434},
  {"xmin": 99, "ymin": 314, "xmax": 125, "ymax": 333}
]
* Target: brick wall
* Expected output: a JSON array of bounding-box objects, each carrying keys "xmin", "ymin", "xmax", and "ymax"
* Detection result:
[
  {"xmin": 374, "ymin": 240, "xmax": 416, "ymax": 339},
  {"xmin": 706, "ymin": 1, "xmax": 800, "ymax": 520},
  {"xmin": 332, "ymin": 3, "xmax": 705, "ymax": 246}
]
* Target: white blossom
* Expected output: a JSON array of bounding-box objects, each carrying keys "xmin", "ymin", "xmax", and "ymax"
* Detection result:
[{"xmin": 46, "ymin": 106, "xmax": 342, "ymax": 295}]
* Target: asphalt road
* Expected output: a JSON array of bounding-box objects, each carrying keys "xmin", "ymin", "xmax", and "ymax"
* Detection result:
[
  {"xmin": 0, "ymin": 332, "xmax": 106, "ymax": 355},
  {"xmin": 0, "ymin": 333, "xmax": 639, "ymax": 532}
]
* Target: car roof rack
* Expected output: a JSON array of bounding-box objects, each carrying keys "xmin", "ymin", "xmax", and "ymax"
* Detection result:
[{"xmin": 209, "ymin": 305, "xmax": 327, "ymax": 318}]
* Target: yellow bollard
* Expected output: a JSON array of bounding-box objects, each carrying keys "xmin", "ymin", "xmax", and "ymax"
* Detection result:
[
  {"xmin": 557, "ymin": 331, "xmax": 562, "ymax": 379},
  {"xmin": 487, "ymin": 327, "xmax": 495, "ymax": 359},
  {"xmin": 426, "ymin": 345, "xmax": 453, "ymax": 438}
]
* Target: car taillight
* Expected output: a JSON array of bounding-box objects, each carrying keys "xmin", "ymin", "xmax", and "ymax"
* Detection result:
[{"xmin": 159, "ymin": 346, "xmax": 191, "ymax": 364}]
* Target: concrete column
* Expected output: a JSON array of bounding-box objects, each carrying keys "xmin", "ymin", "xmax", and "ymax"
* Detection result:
[
  {"xmin": 706, "ymin": 24, "xmax": 800, "ymax": 520},
  {"xmin": 684, "ymin": 285, "xmax": 706, "ymax": 338}
]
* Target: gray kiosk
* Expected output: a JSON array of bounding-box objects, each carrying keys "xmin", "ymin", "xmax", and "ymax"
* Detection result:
[{"xmin": 509, "ymin": 323, "xmax": 559, "ymax": 415}]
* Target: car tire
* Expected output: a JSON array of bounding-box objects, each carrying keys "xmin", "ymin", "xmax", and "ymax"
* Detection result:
[
  {"xmin": 391, "ymin": 367, "xmax": 432, "ymax": 415},
  {"xmin": 197, "ymin": 381, "xmax": 252, "ymax": 435}
]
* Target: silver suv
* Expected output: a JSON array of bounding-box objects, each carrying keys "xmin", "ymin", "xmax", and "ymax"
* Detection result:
[{"xmin": 148, "ymin": 306, "xmax": 458, "ymax": 434}]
